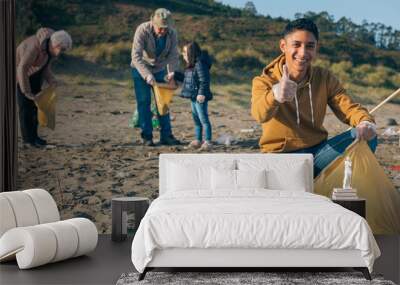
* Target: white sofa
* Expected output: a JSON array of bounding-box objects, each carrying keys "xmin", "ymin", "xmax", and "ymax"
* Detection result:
[
  {"xmin": 132, "ymin": 153, "xmax": 379, "ymax": 281},
  {"xmin": 0, "ymin": 189, "xmax": 98, "ymax": 269}
]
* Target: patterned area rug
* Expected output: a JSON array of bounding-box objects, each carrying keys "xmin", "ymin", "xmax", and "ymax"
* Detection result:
[{"xmin": 116, "ymin": 271, "xmax": 395, "ymax": 285}]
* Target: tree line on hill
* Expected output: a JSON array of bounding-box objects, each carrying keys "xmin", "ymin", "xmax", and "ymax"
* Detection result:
[
  {"xmin": 16, "ymin": 0, "xmax": 400, "ymax": 71},
  {"xmin": 295, "ymin": 11, "xmax": 400, "ymax": 51}
]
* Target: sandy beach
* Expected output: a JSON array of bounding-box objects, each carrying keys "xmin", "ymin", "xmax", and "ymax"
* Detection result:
[{"xmin": 17, "ymin": 75, "xmax": 400, "ymax": 233}]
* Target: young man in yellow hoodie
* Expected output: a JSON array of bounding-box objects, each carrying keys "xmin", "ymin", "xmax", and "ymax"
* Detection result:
[{"xmin": 251, "ymin": 18, "xmax": 377, "ymax": 177}]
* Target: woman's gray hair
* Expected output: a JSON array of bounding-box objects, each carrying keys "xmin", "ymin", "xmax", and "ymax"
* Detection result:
[{"xmin": 50, "ymin": 30, "xmax": 72, "ymax": 50}]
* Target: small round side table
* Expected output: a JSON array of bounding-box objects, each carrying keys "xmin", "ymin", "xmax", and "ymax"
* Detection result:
[{"xmin": 111, "ymin": 197, "xmax": 149, "ymax": 242}]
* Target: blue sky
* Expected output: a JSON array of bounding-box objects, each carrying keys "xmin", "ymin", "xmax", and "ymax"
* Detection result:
[{"xmin": 219, "ymin": 0, "xmax": 400, "ymax": 30}]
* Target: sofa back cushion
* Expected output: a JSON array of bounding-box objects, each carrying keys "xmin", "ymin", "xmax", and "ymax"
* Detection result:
[{"xmin": 0, "ymin": 189, "xmax": 60, "ymax": 238}]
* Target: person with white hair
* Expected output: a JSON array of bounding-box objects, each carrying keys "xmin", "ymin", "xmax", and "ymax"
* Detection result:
[{"xmin": 16, "ymin": 28, "xmax": 72, "ymax": 147}]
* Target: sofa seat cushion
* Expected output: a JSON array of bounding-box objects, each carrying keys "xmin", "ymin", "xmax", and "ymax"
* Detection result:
[{"xmin": 0, "ymin": 218, "xmax": 98, "ymax": 269}]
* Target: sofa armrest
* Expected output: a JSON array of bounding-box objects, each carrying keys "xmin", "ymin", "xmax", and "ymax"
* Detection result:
[{"xmin": 0, "ymin": 218, "xmax": 98, "ymax": 269}]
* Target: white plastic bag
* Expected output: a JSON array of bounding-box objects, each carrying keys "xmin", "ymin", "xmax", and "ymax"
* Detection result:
[
  {"xmin": 216, "ymin": 134, "xmax": 236, "ymax": 146},
  {"xmin": 382, "ymin": 126, "xmax": 399, "ymax": 137}
]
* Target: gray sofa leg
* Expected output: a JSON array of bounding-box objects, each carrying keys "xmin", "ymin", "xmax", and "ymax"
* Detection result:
[
  {"xmin": 138, "ymin": 268, "xmax": 148, "ymax": 281},
  {"xmin": 354, "ymin": 267, "xmax": 371, "ymax": 280}
]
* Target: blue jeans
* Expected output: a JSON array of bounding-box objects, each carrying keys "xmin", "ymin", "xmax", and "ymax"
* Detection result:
[
  {"xmin": 191, "ymin": 101, "xmax": 212, "ymax": 141},
  {"xmin": 131, "ymin": 68, "xmax": 172, "ymax": 140},
  {"xmin": 292, "ymin": 129, "xmax": 378, "ymax": 178}
]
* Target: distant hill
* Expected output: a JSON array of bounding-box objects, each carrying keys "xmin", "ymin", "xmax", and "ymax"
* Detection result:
[
  {"xmin": 16, "ymin": 0, "xmax": 400, "ymax": 68},
  {"xmin": 16, "ymin": 0, "xmax": 400, "ymax": 101}
]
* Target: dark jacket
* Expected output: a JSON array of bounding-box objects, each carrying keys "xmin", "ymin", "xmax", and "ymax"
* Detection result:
[{"xmin": 175, "ymin": 52, "xmax": 213, "ymax": 101}]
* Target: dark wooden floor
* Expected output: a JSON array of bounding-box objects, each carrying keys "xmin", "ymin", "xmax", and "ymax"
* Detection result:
[
  {"xmin": 0, "ymin": 235, "xmax": 134, "ymax": 285},
  {"xmin": 1, "ymin": 235, "xmax": 399, "ymax": 285}
]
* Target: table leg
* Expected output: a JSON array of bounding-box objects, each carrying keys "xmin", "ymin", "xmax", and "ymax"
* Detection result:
[
  {"xmin": 121, "ymin": 207, "xmax": 128, "ymax": 240},
  {"xmin": 112, "ymin": 201, "xmax": 122, "ymax": 241}
]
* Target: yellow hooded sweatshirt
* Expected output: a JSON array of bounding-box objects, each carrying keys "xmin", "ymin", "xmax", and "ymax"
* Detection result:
[{"xmin": 251, "ymin": 54, "xmax": 374, "ymax": 153}]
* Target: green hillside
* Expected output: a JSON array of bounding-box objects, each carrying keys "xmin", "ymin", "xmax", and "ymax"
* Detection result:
[{"xmin": 16, "ymin": 0, "xmax": 400, "ymax": 104}]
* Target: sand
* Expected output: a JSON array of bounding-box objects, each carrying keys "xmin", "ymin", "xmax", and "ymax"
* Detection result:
[{"xmin": 17, "ymin": 76, "xmax": 400, "ymax": 233}]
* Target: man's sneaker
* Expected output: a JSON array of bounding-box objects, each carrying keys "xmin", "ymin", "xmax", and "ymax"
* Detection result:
[
  {"xmin": 34, "ymin": 137, "xmax": 47, "ymax": 146},
  {"xmin": 23, "ymin": 140, "xmax": 38, "ymax": 148},
  {"xmin": 188, "ymin": 140, "xmax": 201, "ymax": 149},
  {"xmin": 160, "ymin": 135, "xmax": 181, "ymax": 146},
  {"xmin": 200, "ymin": 141, "xmax": 212, "ymax": 151},
  {"xmin": 142, "ymin": 138, "xmax": 155, "ymax": 146}
]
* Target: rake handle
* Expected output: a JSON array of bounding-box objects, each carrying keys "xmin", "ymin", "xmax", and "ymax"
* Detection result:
[
  {"xmin": 369, "ymin": 88, "xmax": 400, "ymax": 115},
  {"xmin": 346, "ymin": 88, "xmax": 400, "ymax": 130}
]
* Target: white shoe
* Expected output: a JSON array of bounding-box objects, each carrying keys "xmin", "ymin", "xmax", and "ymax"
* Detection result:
[
  {"xmin": 188, "ymin": 140, "xmax": 201, "ymax": 149},
  {"xmin": 200, "ymin": 141, "xmax": 212, "ymax": 151}
]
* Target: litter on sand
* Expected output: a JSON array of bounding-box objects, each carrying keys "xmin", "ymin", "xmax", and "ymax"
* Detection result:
[
  {"xmin": 216, "ymin": 134, "xmax": 236, "ymax": 146},
  {"xmin": 240, "ymin": 128, "xmax": 255, "ymax": 133},
  {"xmin": 382, "ymin": 126, "xmax": 399, "ymax": 137}
]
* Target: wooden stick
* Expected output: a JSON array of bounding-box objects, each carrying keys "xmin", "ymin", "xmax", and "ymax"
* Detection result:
[
  {"xmin": 369, "ymin": 88, "xmax": 400, "ymax": 114},
  {"xmin": 315, "ymin": 88, "xmax": 400, "ymax": 180},
  {"xmin": 346, "ymin": 88, "xmax": 400, "ymax": 130}
]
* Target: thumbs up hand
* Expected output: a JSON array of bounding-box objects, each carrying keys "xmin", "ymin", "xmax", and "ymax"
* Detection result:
[{"xmin": 272, "ymin": 65, "xmax": 298, "ymax": 103}]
